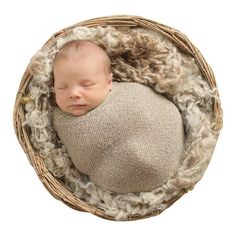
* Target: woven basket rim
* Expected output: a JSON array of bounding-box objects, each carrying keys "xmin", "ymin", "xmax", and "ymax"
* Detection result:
[{"xmin": 13, "ymin": 15, "xmax": 223, "ymax": 221}]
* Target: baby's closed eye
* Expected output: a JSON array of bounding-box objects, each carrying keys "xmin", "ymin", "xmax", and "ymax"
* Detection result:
[
  {"xmin": 55, "ymin": 82, "xmax": 68, "ymax": 89},
  {"xmin": 55, "ymin": 86, "xmax": 68, "ymax": 90},
  {"xmin": 82, "ymin": 82, "xmax": 96, "ymax": 87}
]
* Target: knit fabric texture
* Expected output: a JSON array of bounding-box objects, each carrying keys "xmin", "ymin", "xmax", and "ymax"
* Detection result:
[{"xmin": 52, "ymin": 81, "xmax": 184, "ymax": 193}]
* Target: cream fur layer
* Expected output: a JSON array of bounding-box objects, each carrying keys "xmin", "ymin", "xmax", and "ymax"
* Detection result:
[{"xmin": 24, "ymin": 26, "xmax": 219, "ymax": 220}]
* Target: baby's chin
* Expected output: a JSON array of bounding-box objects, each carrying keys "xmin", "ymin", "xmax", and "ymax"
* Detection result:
[
  {"xmin": 69, "ymin": 111, "xmax": 87, "ymax": 117},
  {"xmin": 65, "ymin": 105, "xmax": 94, "ymax": 117}
]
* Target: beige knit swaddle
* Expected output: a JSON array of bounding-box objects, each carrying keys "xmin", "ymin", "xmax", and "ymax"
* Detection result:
[{"xmin": 52, "ymin": 82, "xmax": 184, "ymax": 193}]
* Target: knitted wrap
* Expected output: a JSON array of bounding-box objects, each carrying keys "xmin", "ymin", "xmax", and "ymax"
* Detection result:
[{"xmin": 52, "ymin": 81, "xmax": 184, "ymax": 193}]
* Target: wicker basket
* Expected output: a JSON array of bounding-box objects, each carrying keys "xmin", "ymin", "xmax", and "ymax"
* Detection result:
[{"xmin": 13, "ymin": 15, "xmax": 223, "ymax": 221}]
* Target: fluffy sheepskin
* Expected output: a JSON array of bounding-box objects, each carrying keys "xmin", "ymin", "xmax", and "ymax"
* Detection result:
[{"xmin": 24, "ymin": 26, "xmax": 220, "ymax": 220}]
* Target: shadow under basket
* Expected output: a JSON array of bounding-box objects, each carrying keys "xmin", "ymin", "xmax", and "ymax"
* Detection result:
[{"xmin": 13, "ymin": 15, "xmax": 223, "ymax": 221}]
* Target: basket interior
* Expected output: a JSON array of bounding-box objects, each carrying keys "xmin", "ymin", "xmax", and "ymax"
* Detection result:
[{"xmin": 14, "ymin": 16, "xmax": 222, "ymax": 221}]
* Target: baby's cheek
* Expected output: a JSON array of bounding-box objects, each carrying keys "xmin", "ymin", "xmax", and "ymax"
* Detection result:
[{"xmin": 55, "ymin": 93, "xmax": 65, "ymax": 108}]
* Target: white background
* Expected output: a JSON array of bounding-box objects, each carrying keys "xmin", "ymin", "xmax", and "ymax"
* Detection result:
[{"xmin": 0, "ymin": 0, "xmax": 235, "ymax": 235}]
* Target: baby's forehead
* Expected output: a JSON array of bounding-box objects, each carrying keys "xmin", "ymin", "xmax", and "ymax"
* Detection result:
[
  {"xmin": 79, "ymin": 45, "xmax": 107, "ymax": 61},
  {"xmin": 58, "ymin": 41, "xmax": 107, "ymax": 59},
  {"xmin": 54, "ymin": 40, "xmax": 111, "ymax": 72}
]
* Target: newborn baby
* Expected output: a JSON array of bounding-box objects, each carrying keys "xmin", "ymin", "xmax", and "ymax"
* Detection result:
[
  {"xmin": 52, "ymin": 40, "xmax": 184, "ymax": 193},
  {"xmin": 53, "ymin": 40, "xmax": 113, "ymax": 116}
]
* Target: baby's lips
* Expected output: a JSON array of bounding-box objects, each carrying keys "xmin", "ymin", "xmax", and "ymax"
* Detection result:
[{"xmin": 70, "ymin": 103, "xmax": 86, "ymax": 106}]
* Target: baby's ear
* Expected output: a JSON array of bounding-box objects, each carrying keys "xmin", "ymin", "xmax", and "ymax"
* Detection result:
[
  {"xmin": 49, "ymin": 87, "xmax": 57, "ymax": 106},
  {"xmin": 50, "ymin": 87, "xmax": 55, "ymax": 93},
  {"xmin": 109, "ymin": 72, "xmax": 113, "ymax": 81},
  {"xmin": 108, "ymin": 73, "xmax": 113, "ymax": 91}
]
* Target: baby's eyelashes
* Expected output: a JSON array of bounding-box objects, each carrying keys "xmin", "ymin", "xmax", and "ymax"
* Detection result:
[
  {"xmin": 82, "ymin": 83, "xmax": 95, "ymax": 87},
  {"xmin": 55, "ymin": 86, "xmax": 68, "ymax": 90},
  {"xmin": 55, "ymin": 84, "xmax": 94, "ymax": 90},
  {"xmin": 54, "ymin": 81, "xmax": 96, "ymax": 90}
]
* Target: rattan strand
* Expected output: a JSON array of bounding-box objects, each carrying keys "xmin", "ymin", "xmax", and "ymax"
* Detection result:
[{"xmin": 13, "ymin": 15, "xmax": 223, "ymax": 221}]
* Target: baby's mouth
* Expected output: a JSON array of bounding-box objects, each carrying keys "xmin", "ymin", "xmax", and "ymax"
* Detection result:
[{"xmin": 69, "ymin": 104, "xmax": 87, "ymax": 108}]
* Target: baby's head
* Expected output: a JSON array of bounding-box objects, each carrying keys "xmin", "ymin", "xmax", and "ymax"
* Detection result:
[{"xmin": 53, "ymin": 40, "xmax": 113, "ymax": 116}]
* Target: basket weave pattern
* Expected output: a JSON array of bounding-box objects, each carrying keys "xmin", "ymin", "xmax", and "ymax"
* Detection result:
[{"xmin": 13, "ymin": 15, "xmax": 223, "ymax": 221}]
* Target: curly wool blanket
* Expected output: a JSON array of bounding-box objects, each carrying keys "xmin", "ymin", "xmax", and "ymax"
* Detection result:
[
  {"xmin": 25, "ymin": 25, "xmax": 220, "ymax": 220},
  {"xmin": 52, "ymin": 81, "xmax": 184, "ymax": 193}
]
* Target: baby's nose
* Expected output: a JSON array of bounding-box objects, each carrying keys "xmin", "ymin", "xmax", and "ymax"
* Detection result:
[
  {"xmin": 68, "ymin": 87, "xmax": 83, "ymax": 99},
  {"xmin": 69, "ymin": 94, "xmax": 82, "ymax": 99}
]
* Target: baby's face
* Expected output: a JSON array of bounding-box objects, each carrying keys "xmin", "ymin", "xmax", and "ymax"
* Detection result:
[{"xmin": 53, "ymin": 52, "xmax": 112, "ymax": 116}]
